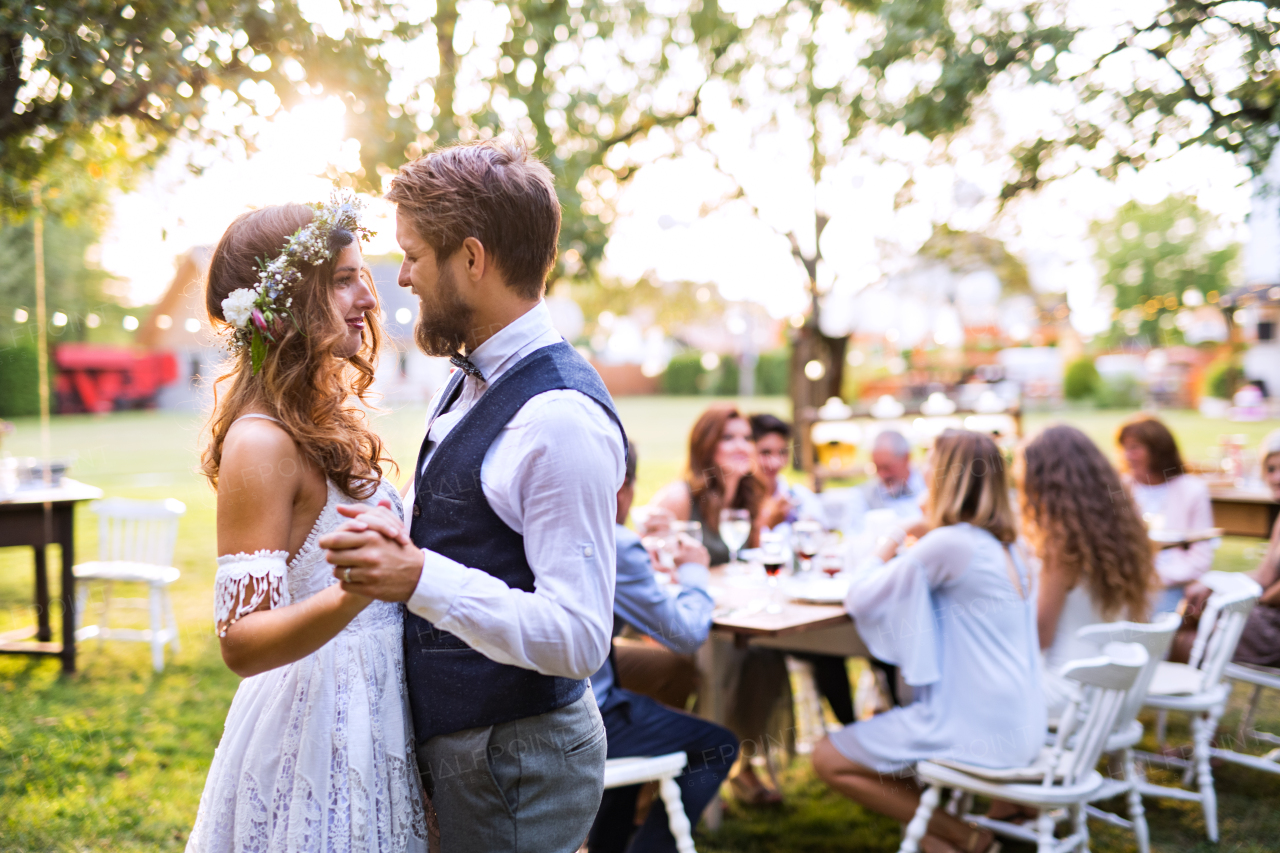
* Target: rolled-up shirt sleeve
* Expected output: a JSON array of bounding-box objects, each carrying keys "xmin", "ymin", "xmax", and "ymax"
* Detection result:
[{"xmin": 407, "ymin": 391, "xmax": 624, "ymax": 680}]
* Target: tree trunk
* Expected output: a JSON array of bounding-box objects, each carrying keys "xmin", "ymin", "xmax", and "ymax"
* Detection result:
[
  {"xmin": 432, "ymin": 0, "xmax": 459, "ymax": 144},
  {"xmin": 789, "ymin": 322, "xmax": 847, "ymax": 477}
]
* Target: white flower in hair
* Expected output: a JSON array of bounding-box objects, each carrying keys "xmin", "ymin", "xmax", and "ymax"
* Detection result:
[
  {"xmin": 221, "ymin": 288, "xmax": 258, "ymax": 329},
  {"xmin": 216, "ymin": 190, "xmax": 373, "ymax": 374}
]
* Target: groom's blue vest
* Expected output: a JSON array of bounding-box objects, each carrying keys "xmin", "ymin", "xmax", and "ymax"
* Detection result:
[{"xmin": 405, "ymin": 341, "xmax": 625, "ymax": 744}]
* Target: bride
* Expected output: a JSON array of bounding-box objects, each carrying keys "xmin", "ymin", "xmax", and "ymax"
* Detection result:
[{"xmin": 186, "ymin": 198, "xmax": 428, "ymax": 852}]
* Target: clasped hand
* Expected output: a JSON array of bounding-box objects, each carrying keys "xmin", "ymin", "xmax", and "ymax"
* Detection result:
[{"xmin": 318, "ymin": 500, "xmax": 423, "ymax": 602}]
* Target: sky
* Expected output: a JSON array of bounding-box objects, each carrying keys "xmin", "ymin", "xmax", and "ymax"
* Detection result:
[{"xmin": 97, "ymin": 0, "xmax": 1260, "ymax": 341}]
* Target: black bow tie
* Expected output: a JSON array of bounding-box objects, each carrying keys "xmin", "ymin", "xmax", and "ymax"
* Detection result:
[{"xmin": 450, "ymin": 352, "xmax": 484, "ymax": 381}]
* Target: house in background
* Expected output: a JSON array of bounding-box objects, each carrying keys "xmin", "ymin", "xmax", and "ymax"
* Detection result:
[{"xmin": 135, "ymin": 247, "xmax": 219, "ymax": 410}]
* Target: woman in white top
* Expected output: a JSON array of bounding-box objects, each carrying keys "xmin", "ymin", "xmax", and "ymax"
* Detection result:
[
  {"xmin": 186, "ymin": 203, "xmax": 428, "ymax": 852},
  {"xmin": 1117, "ymin": 414, "xmax": 1216, "ymax": 613},
  {"xmin": 1020, "ymin": 424, "xmax": 1154, "ymax": 720},
  {"xmin": 813, "ymin": 430, "xmax": 1043, "ymax": 853}
]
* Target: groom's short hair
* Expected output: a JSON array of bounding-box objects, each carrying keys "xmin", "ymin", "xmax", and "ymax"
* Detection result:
[{"xmin": 387, "ymin": 138, "xmax": 561, "ymax": 300}]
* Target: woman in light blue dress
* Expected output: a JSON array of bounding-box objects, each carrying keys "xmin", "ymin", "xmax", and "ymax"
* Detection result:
[{"xmin": 813, "ymin": 429, "xmax": 1044, "ymax": 853}]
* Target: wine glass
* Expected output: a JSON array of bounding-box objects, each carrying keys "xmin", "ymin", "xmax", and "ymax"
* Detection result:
[
  {"xmin": 759, "ymin": 531, "xmax": 788, "ymax": 614},
  {"xmin": 672, "ymin": 520, "xmax": 703, "ymax": 544},
  {"xmin": 792, "ymin": 520, "xmax": 823, "ymax": 575},
  {"xmin": 719, "ymin": 508, "xmax": 751, "ymax": 565},
  {"xmin": 819, "ymin": 550, "xmax": 844, "ymax": 579}
]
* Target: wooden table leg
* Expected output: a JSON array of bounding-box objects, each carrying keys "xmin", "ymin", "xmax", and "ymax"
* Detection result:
[
  {"xmin": 34, "ymin": 545, "xmax": 51, "ymax": 642},
  {"xmin": 59, "ymin": 513, "xmax": 76, "ymax": 674}
]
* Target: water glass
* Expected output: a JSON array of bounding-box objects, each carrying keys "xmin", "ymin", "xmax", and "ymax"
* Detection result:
[{"xmin": 719, "ymin": 508, "xmax": 751, "ymax": 564}]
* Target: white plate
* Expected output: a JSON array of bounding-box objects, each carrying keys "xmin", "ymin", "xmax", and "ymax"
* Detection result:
[{"xmin": 783, "ymin": 576, "xmax": 849, "ymax": 605}]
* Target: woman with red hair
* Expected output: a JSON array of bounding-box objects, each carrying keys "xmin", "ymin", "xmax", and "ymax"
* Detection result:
[{"xmin": 646, "ymin": 404, "xmax": 787, "ymax": 805}]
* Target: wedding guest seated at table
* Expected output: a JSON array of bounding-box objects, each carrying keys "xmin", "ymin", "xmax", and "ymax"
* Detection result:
[
  {"xmin": 1175, "ymin": 428, "xmax": 1280, "ymax": 666},
  {"xmin": 646, "ymin": 404, "xmax": 788, "ymax": 805},
  {"xmin": 1020, "ymin": 424, "xmax": 1154, "ymax": 719},
  {"xmin": 1117, "ymin": 414, "xmax": 1217, "ymax": 614},
  {"xmin": 589, "ymin": 440, "xmax": 739, "ymax": 853},
  {"xmin": 749, "ymin": 413, "xmax": 858, "ymax": 725},
  {"xmin": 838, "ymin": 429, "xmax": 926, "ymax": 535},
  {"xmin": 750, "ymin": 413, "xmax": 824, "ymax": 533},
  {"xmin": 813, "ymin": 429, "xmax": 1044, "ymax": 853}
]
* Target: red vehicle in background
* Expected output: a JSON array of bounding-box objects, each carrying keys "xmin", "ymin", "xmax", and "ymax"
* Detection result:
[{"xmin": 54, "ymin": 344, "xmax": 178, "ymax": 414}]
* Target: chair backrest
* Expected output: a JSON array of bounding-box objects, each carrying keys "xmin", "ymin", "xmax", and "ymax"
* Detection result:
[
  {"xmin": 91, "ymin": 498, "xmax": 186, "ymax": 567},
  {"xmin": 1075, "ymin": 612, "xmax": 1181, "ymax": 727},
  {"xmin": 1047, "ymin": 644, "xmax": 1146, "ymax": 788},
  {"xmin": 1186, "ymin": 571, "xmax": 1261, "ymax": 692}
]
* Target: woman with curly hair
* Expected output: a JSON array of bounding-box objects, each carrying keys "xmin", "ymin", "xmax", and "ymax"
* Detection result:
[
  {"xmin": 1020, "ymin": 424, "xmax": 1155, "ymax": 718},
  {"xmin": 188, "ymin": 202, "xmax": 428, "ymax": 852}
]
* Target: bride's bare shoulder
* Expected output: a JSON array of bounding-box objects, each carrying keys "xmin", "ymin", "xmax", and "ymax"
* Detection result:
[{"xmin": 219, "ymin": 417, "xmax": 302, "ymax": 493}]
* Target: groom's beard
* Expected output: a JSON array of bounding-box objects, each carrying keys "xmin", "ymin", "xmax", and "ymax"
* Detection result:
[{"xmin": 414, "ymin": 262, "xmax": 476, "ymax": 357}]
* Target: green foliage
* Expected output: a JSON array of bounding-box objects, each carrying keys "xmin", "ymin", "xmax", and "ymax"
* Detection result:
[
  {"xmin": 1, "ymin": 2, "xmax": 426, "ymax": 216},
  {"xmin": 862, "ymin": 2, "xmax": 1280, "ymax": 198},
  {"xmin": 1204, "ymin": 356, "xmax": 1243, "ymax": 400},
  {"xmin": 1063, "ymin": 357, "xmax": 1101, "ymax": 401},
  {"xmin": 0, "ymin": 337, "xmax": 45, "ymax": 417},
  {"xmin": 919, "ymin": 226, "xmax": 1033, "ymax": 295},
  {"xmin": 1092, "ymin": 196, "xmax": 1238, "ymax": 343},
  {"xmin": 0, "ymin": 217, "xmax": 113, "ymax": 330},
  {"xmin": 755, "ymin": 349, "xmax": 790, "ymax": 396},
  {"xmin": 707, "ymin": 357, "xmax": 739, "ymax": 395},
  {"xmin": 1096, "ymin": 375, "xmax": 1145, "ymax": 409},
  {"xmin": 662, "ymin": 351, "xmax": 705, "ymax": 395}
]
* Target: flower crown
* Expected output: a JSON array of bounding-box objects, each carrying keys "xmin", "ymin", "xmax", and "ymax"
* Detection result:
[{"xmin": 220, "ymin": 191, "xmax": 373, "ymax": 373}]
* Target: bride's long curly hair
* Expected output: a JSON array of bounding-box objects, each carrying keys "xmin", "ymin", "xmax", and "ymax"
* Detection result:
[
  {"xmin": 200, "ymin": 204, "xmax": 391, "ymax": 500},
  {"xmin": 1019, "ymin": 424, "xmax": 1153, "ymax": 621}
]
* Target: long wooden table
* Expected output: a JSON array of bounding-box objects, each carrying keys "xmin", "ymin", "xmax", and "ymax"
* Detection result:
[
  {"xmin": 0, "ymin": 479, "xmax": 103, "ymax": 673},
  {"xmin": 699, "ymin": 565, "xmax": 869, "ymax": 726},
  {"xmin": 1209, "ymin": 486, "xmax": 1279, "ymax": 538}
]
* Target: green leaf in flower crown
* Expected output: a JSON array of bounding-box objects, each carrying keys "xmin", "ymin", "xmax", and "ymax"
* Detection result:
[{"xmin": 251, "ymin": 327, "xmax": 266, "ymax": 374}]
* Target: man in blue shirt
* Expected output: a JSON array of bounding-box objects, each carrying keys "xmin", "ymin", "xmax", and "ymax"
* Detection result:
[{"xmin": 588, "ymin": 442, "xmax": 740, "ymax": 853}]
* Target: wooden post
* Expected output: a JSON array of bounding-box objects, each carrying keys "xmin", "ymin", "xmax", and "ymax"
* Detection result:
[{"xmin": 32, "ymin": 182, "xmax": 52, "ymax": 480}]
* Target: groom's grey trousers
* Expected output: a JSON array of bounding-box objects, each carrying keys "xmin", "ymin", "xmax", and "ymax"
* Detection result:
[{"xmin": 417, "ymin": 688, "xmax": 607, "ymax": 852}]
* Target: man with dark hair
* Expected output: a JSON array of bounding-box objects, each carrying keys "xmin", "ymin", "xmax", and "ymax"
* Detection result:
[
  {"xmin": 321, "ymin": 139, "xmax": 626, "ymax": 852},
  {"xmin": 589, "ymin": 440, "xmax": 739, "ymax": 853},
  {"xmin": 748, "ymin": 413, "xmax": 824, "ymax": 532}
]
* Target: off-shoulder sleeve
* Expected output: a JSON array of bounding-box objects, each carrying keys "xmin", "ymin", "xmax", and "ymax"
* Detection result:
[{"xmin": 214, "ymin": 550, "xmax": 290, "ymax": 638}]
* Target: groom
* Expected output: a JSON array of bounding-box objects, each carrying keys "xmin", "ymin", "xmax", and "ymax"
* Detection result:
[{"xmin": 320, "ymin": 139, "xmax": 626, "ymax": 851}]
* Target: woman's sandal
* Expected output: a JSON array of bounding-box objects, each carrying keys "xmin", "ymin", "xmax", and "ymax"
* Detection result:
[{"xmin": 728, "ymin": 773, "xmax": 783, "ymax": 806}]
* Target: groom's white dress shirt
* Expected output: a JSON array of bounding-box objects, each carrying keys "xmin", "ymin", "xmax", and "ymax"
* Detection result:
[{"xmin": 403, "ymin": 300, "xmax": 625, "ymax": 681}]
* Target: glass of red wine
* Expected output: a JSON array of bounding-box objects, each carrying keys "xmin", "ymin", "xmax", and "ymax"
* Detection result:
[
  {"xmin": 759, "ymin": 532, "xmax": 788, "ymax": 614},
  {"xmin": 791, "ymin": 521, "xmax": 823, "ymax": 575},
  {"xmin": 819, "ymin": 551, "xmax": 843, "ymax": 579}
]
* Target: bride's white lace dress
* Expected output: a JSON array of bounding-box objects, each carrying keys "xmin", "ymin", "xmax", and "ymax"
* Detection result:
[{"xmin": 187, "ymin": 478, "xmax": 428, "ymax": 853}]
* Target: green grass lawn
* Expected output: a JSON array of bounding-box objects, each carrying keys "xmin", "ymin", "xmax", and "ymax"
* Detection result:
[{"xmin": 1, "ymin": 399, "xmax": 1278, "ymax": 852}]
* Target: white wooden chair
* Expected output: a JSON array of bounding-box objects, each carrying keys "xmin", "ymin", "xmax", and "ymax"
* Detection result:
[
  {"xmin": 1136, "ymin": 570, "xmax": 1261, "ymax": 842},
  {"xmin": 1217, "ymin": 660, "xmax": 1280, "ymax": 776},
  {"xmin": 603, "ymin": 752, "xmax": 696, "ymax": 853},
  {"xmin": 900, "ymin": 644, "xmax": 1147, "ymax": 853},
  {"xmin": 73, "ymin": 498, "xmax": 185, "ymax": 672},
  {"xmin": 1067, "ymin": 613, "xmax": 1181, "ymax": 853}
]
